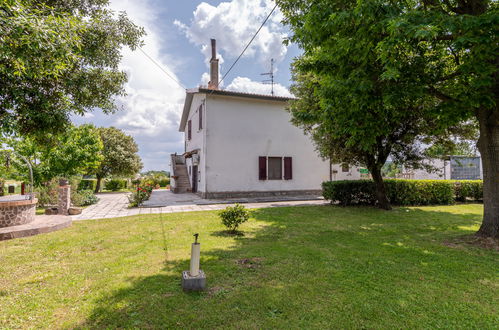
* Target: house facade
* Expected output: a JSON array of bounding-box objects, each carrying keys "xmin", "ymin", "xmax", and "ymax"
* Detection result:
[
  {"xmin": 169, "ymin": 40, "xmax": 360, "ymax": 198},
  {"xmin": 170, "ymin": 87, "xmax": 361, "ymax": 198}
]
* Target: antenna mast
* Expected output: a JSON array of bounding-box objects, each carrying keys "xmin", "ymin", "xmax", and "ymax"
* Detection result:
[{"xmin": 261, "ymin": 58, "xmax": 275, "ymax": 95}]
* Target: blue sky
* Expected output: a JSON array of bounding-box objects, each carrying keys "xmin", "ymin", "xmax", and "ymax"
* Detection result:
[{"xmin": 73, "ymin": 0, "xmax": 301, "ymax": 171}]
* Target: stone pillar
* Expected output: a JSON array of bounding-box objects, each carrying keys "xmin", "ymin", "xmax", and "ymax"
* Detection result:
[{"xmin": 58, "ymin": 185, "xmax": 71, "ymax": 215}]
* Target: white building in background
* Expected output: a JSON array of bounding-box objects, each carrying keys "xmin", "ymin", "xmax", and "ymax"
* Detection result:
[{"xmin": 170, "ymin": 39, "xmax": 360, "ymax": 198}]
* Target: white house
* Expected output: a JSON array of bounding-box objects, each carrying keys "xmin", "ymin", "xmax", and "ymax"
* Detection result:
[{"xmin": 170, "ymin": 40, "xmax": 360, "ymax": 198}]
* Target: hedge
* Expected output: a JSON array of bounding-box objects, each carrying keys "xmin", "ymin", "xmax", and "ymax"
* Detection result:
[
  {"xmin": 453, "ymin": 180, "xmax": 483, "ymax": 202},
  {"xmin": 78, "ymin": 179, "xmax": 97, "ymax": 192},
  {"xmin": 104, "ymin": 179, "xmax": 128, "ymax": 191},
  {"xmin": 322, "ymin": 179, "xmax": 483, "ymax": 206}
]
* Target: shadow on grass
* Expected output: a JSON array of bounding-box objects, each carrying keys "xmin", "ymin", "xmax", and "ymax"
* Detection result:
[
  {"xmin": 210, "ymin": 230, "xmax": 245, "ymax": 237},
  {"xmin": 77, "ymin": 205, "xmax": 497, "ymax": 329}
]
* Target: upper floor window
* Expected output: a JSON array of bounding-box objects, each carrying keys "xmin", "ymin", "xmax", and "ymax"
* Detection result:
[
  {"xmin": 198, "ymin": 104, "xmax": 203, "ymax": 130},
  {"xmin": 342, "ymin": 163, "xmax": 349, "ymax": 172},
  {"xmin": 187, "ymin": 120, "xmax": 192, "ymax": 140}
]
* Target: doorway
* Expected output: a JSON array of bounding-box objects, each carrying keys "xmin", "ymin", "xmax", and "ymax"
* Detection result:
[{"xmin": 192, "ymin": 165, "xmax": 198, "ymax": 193}]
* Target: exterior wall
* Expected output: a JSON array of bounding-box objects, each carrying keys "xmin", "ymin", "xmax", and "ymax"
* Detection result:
[
  {"xmin": 204, "ymin": 94, "xmax": 331, "ymax": 194},
  {"xmin": 330, "ymin": 164, "xmax": 362, "ymax": 181},
  {"xmin": 184, "ymin": 93, "xmax": 207, "ymax": 193},
  {"xmin": 410, "ymin": 159, "xmax": 448, "ymax": 180},
  {"xmin": 0, "ymin": 198, "xmax": 37, "ymax": 228}
]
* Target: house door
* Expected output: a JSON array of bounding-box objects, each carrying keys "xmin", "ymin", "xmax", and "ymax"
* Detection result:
[{"xmin": 192, "ymin": 165, "xmax": 198, "ymax": 193}]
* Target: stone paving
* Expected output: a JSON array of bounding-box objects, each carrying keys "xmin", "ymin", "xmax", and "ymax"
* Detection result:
[{"xmin": 71, "ymin": 190, "xmax": 328, "ymax": 221}]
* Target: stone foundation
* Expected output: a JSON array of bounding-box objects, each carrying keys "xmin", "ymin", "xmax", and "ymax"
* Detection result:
[
  {"xmin": 199, "ymin": 190, "xmax": 322, "ymax": 199},
  {"xmin": 0, "ymin": 198, "xmax": 37, "ymax": 228}
]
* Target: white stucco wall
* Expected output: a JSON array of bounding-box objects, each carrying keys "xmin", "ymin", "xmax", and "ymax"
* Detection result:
[
  {"xmin": 204, "ymin": 94, "xmax": 331, "ymax": 193},
  {"xmin": 184, "ymin": 93, "xmax": 207, "ymax": 192},
  {"xmin": 330, "ymin": 164, "xmax": 362, "ymax": 181}
]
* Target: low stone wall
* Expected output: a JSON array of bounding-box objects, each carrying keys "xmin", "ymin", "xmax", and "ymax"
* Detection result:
[
  {"xmin": 199, "ymin": 190, "xmax": 322, "ymax": 199},
  {"xmin": 0, "ymin": 198, "xmax": 37, "ymax": 228}
]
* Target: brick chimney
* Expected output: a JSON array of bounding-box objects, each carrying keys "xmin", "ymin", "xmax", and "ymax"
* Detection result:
[{"xmin": 208, "ymin": 39, "xmax": 219, "ymax": 90}]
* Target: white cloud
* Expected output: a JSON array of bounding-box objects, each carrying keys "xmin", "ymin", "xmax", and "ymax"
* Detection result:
[
  {"xmin": 227, "ymin": 76, "xmax": 293, "ymax": 97},
  {"xmin": 84, "ymin": 0, "xmax": 186, "ymax": 170},
  {"xmin": 174, "ymin": 0, "xmax": 287, "ymax": 67}
]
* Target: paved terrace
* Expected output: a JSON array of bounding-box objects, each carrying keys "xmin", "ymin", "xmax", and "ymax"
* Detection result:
[{"xmin": 71, "ymin": 190, "xmax": 327, "ymax": 221}]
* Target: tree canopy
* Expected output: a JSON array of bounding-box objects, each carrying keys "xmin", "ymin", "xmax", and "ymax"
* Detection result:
[
  {"xmin": 0, "ymin": 0, "xmax": 144, "ymax": 136},
  {"xmin": 280, "ymin": 0, "xmax": 439, "ymax": 209},
  {"xmin": 93, "ymin": 127, "xmax": 142, "ymax": 192},
  {"xmin": 4, "ymin": 124, "xmax": 103, "ymax": 185}
]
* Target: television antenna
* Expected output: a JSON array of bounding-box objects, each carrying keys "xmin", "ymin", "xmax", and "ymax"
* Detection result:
[{"xmin": 261, "ymin": 58, "xmax": 275, "ymax": 95}]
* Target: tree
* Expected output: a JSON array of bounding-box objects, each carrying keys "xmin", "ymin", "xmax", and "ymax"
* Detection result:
[
  {"xmin": 278, "ymin": 0, "xmax": 498, "ymax": 237},
  {"xmin": 94, "ymin": 127, "xmax": 142, "ymax": 192},
  {"xmin": 0, "ymin": 0, "xmax": 144, "ymax": 137},
  {"xmin": 5, "ymin": 124, "xmax": 103, "ymax": 186},
  {"xmin": 278, "ymin": 0, "xmax": 437, "ymax": 209},
  {"xmin": 375, "ymin": 1, "xmax": 498, "ymax": 237}
]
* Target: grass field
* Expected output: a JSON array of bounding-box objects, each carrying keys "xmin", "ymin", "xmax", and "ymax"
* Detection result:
[{"xmin": 0, "ymin": 204, "xmax": 497, "ymax": 328}]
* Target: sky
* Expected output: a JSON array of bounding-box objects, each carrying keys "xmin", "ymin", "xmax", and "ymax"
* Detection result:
[{"xmin": 72, "ymin": 0, "xmax": 301, "ymax": 171}]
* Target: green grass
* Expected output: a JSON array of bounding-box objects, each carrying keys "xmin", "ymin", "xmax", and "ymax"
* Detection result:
[{"xmin": 0, "ymin": 204, "xmax": 497, "ymax": 329}]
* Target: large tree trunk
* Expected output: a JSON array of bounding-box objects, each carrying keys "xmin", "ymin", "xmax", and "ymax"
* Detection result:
[
  {"xmin": 476, "ymin": 108, "xmax": 499, "ymax": 238},
  {"xmin": 370, "ymin": 166, "xmax": 392, "ymax": 210},
  {"xmin": 95, "ymin": 176, "xmax": 102, "ymax": 194}
]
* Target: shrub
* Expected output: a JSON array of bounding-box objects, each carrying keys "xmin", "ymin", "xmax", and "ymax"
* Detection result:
[
  {"xmin": 128, "ymin": 183, "xmax": 153, "ymax": 207},
  {"xmin": 78, "ymin": 179, "xmax": 97, "ymax": 192},
  {"xmin": 71, "ymin": 190, "xmax": 99, "ymax": 206},
  {"xmin": 35, "ymin": 180, "xmax": 59, "ymax": 207},
  {"xmin": 323, "ymin": 179, "xmax": 458, "ymax": 206},
  {"xmin": 219, "ymin": 204, "xmax": 250, "ymax": 233},
  {"xmin": 104, "ymin": 179, "xmax": 127, "ymax": 191},
  {"xmin": 159, "ymin": 177, "xmax": 170, "ymax": 187},
  {"xmin": 453, "ymin": 180, "xmax": 483, "ymax": 202}
]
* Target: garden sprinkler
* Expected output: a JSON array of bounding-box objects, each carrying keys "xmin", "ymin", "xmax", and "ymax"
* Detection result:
[{"xmin": 181, "ymin": 233, "xmax": 206, "ymax": 291}]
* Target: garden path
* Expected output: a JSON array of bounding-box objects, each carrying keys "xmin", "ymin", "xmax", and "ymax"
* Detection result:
[{"xmin": 71, "ymin": 190, "xmax": 326, "ymax": 220}]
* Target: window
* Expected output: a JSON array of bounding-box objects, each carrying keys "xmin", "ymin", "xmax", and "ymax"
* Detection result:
[
  {"xmin": 259, "ymin": 156, "xmax": 293, "ymax": 180},
  {"xmin": 342, "ymin": 163, "xmax": 349, "ymax": 172},
  {"xmin": 187, "ymin": 120, "xmax": 192, "ymax": 140},
  {"xmin": 268, "ymin": 157, "xmax": 282, "ymax": 180},
  {"xmin": 198, "ymin": 104, "xmax": 203, "ymax": 130}
]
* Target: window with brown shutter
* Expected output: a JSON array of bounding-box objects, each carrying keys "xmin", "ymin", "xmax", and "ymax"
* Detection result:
[
  {"xmin": 268, "ymin": 157, "xmax": 282, "ymax": 180},
  {"xmin": 259, "ymin": 156, "xmax": 267, "ymax": 180},
  {"xmin": 284, "ymin": 157, "xmax": 292, "ymax": 180},
  {"xmin": 187, "ymin": 120, "xmax": 192, "ymax": 140},
  {"xmin": 198, "ymin": 104, "xmax": 203, "ymax": 130}
]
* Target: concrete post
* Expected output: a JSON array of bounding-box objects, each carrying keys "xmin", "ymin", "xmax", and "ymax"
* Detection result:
[{"xmin": 58, "ymin": 185, "xmax": 71, "ymax": 215}]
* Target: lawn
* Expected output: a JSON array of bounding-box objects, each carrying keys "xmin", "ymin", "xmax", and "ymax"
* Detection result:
[{"xmin": 0, "ymin": 204, "xmax": 497, "ymax": 328}]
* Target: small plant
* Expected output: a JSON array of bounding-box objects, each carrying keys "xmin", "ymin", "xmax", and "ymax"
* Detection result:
[
  {"xmin": 127, "ymin": 183, "xmax": 153, "ymax": 207},
  {"xmin": 219, "ymin": 204, "xmax": 250, "ymax": 233},
  {"xmin": 71, "ymin": 190, "xmax": 99, "ymax": 206}
]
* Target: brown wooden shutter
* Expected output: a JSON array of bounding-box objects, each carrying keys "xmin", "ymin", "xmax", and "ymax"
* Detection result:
[
  {"xmin": 188, "ymin": 120, "xmax": 192, "ymax": 140},
  {"xmin": 199, "ymin": 105, "xmax": 203, "ymax": 129},
  {"xmin": 259, "ymin": 156, "xmax": 267, "ymax": 180},
  {"xmin": 284, "ymin": 157, "xmax": 292, "ymax": 180}
]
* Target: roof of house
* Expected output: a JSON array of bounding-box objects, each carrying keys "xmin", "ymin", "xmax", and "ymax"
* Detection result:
[{"xmin": 178, "ymin": 87, "xmax": 294, "ymax": 132}]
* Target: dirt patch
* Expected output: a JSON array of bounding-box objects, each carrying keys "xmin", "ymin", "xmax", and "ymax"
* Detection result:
[
  {"xmin": 444, "ymin": 234, "xmax": 499, "ymax": 251},
  {"xmin": 236, "ymin": 257, "xmax": 264, "ymax": 269},
  {"xmin": 207, "ymin": 286, "xmax": 230, "ymax": 297}
]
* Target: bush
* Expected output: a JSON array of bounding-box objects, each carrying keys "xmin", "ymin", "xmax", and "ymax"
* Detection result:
[
  {"xmin": 104, "ymin": 179, "xmax": 127, "ymax": 191},
  {"xmin": 35, "ymin": 180, "xmax": 59, "ymax": 207},
  {"xmin": 219, "ymin": 204, "xmax": 250, "ymax": 233},
  {"xmin": 323, "ymin": 179, "xmax": 461, "ymax": 206},
  {"xmin": 78, "ymin": 179, "xmax": 97, "ymax": 192},
  {"xmin": 453, "ymin": 180, "xmax": 483, "ymax": 202},
  {"xmin": 158, "ymin": 177, "xmax": 170, "ymax": 187},
  {"xmin": 127, "ymin": 183, "xmax": 154, "ymax": 207},
  {"xmin": 71, "ymin": 190, "xmax": 99, "ymax": 206}
]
